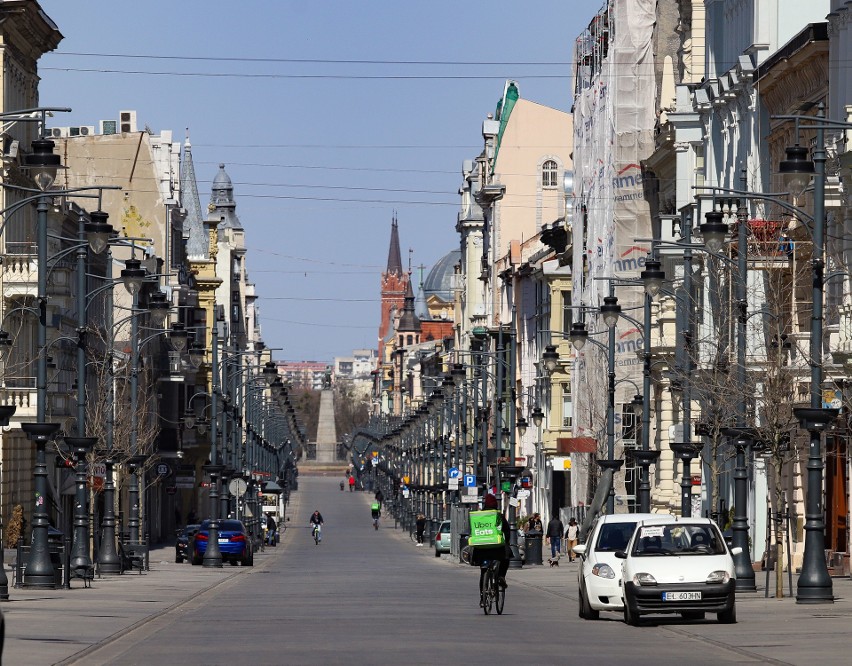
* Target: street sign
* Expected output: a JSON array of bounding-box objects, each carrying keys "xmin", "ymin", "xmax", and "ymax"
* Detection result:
[
  {"xmin": 448, "ymin": 478, "xmax": 459, "ymax": 490},
  {"xmin": 463, "ymin": 474, "xmax": 476, "ymax": 487},
  {"xmin": 460, "ymin": 494, "xmax": 479, "ymax": 504},
  {"xmin": 448, "ymin": 467, "xmax": 460, "ymax": 479},
  {"xmin": 402, "ymin": 488, "xmax": 410, "ymax": 498},
  {"xmin": 229, "ymin": 477, "xmax": 248, "ymax": 497},
  {"xmin": 156, "ymin": 462, "xmax": 171, "ymax": 477},
  {"xmin": 88, "ymin": 462, "xmax": 106, "ymax": 479},
  {"xmin": 166, "ymin": 486, "xmax": 177, "ymax": 495},
  {"xmin": 175, "ymin": 474, "xmax": 195, "ymax": 489},
  {"xmin": 501, "ymin": 481, "xmax": 512, "ymax": 493},
  {"xmin": 466, "ymin": 486, "xmax": 479, "ymax": 495},
  {"xmin": 516, "ymin": 489, "xmax": 531, "ymax": 500}
]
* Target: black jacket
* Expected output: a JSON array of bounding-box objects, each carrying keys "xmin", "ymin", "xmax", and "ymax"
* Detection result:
[{"xmin": 546, "ymin": 518, "xmax": 564, "ymax": 538}]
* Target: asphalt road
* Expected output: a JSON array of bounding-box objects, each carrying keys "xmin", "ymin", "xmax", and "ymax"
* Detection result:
[{"xmin": 55, "ymin": 476, "xmax": 852, "ymax": 666}]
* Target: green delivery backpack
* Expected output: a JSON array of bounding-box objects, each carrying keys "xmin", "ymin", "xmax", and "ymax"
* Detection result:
[
  {"xmin": 371, "ymin": 502, "xmax": 380, "ymax": 511},
  {"xmin": 468, "ymin": 510, "xmax": 505, "ymax": 547}
]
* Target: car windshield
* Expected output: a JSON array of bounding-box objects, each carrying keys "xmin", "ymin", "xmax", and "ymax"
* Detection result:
[
  {"xmin": 594, "ymin": 522, "xmax": 637, "ymax": 552},
  {"xmin": 439, "ymin": 523, "xmax": 451, "ymax": 532},
  {"xmin": 631, "ymin": 523, "xmax": 725, "ymax": 556}
]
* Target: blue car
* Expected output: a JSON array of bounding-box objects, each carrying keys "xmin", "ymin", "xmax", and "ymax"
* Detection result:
[{"xmin": 192, "ymin": 519, "xmax": 253, "ymax": 566}]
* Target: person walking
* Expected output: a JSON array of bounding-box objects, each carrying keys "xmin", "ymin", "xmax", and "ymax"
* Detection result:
[
  {"xmin": 348, "ymin": 475, "xmax": 356, "ymax": 492},
  {"xmin": 374, "ymin": 488, "xmax": 384, "ymax": 507},
  {"xmin": 415, "ymin": 513, "xmax": 426, "ymax": 546},
  {"xmin": 546, "ymin": 513, "xmax": 565, "ymax": 559},
  {"xmin": 565, "ymin": 518, "xmax": 580, "ymax": 562}
]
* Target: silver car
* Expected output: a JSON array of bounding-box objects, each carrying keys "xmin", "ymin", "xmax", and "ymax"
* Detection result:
[{"xmin": 435, "ymin": 520, "xmax": 451, "ymax": 557}]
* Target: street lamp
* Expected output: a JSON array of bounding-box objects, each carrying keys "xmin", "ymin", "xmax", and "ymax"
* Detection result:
[
  {"xmin": 20, "ymin": 422, "xmax": 61, "ymax": 587},
  {"xmin": 775, "ymin": 103, "xmax": 852, "ymax": 604}
]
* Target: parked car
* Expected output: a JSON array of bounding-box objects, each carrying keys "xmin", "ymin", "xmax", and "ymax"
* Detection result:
[
  {"xmin": 618, "ymin": 516, "xmax": 740, "ymax": 625},
  {"xmin": 192, "ymin": 519, "xmax": 253, "ymax": 566},
  {"xmin": 175, "ymin": 524, "xmax": 200, "ymax": 563},
  {"xmin": 435, "ymin": 520, "xmax": 451, "ymax": 557},
  {"xmin": 573, "ymin": 513, "xmax": 672, "ymax": 620}
]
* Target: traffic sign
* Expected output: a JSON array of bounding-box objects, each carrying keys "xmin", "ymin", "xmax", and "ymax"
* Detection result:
[
  {"xmin": 516, "ymin": 489, "xmax": 531, "ymax": 500},
  {"xmin": 448, "ymin": 467, "xmax": 460, "ymax": 479},
  {"xmin": 460, "ymin": 494, "xmax": 479, "ymax": 504},
  {"xmin": 463, "ymin": 474, "xmax": 476, "ymax": 488},
  {"xmin": 448, "ymin": 478, "xmax": 460, "ymax": 490},
  {"xmin": 156, "ymin": 462, "xmax": 171, "ymax": 477},
  {"xmin": 229, "ymin": 477, "xmax": 248, "ymax": 497}
]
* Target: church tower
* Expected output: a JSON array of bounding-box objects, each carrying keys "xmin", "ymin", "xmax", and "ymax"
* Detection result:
[{"xmin": 378, "ymin": 214, "xmax": 408, "ymax": 352}]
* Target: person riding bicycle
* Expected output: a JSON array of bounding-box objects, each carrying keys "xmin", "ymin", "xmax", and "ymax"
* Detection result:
[
  {"xmin": 470, "ymin": 493, "xmax": 511, "ymax": 589},
  {"xmin": 371, "ymin": 503, "xmax": 381, "ymax": 530},
  {"xmin": 309, "ymin": 510, "xmax": 324, "ymax": 541}
]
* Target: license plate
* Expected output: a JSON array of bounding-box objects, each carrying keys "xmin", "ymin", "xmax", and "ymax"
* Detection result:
[
  {"xmin": 218, "ymin": 539, "xmax": 228, "ymax": 544},
  {"xmin": 663, "ymin": 591, "xmax": 701, "ymax": 601}
]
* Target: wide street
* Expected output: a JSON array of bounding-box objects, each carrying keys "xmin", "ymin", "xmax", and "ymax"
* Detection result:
[{"xmin": 3, "ymin": 476, "xmax": 851, "ymax": 665}]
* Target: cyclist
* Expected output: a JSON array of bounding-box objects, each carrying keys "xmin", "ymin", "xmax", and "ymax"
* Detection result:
[
  {"xmin": 309, "ymin": 510, "xmax": 324, "ymax": 542},
  {"xmin": 371, "ymin": 503, "xmax": 381, "ymax": 530},
  {"xmin": 471, "ymin": 493, "xmax": 511, "ymax": 590}
]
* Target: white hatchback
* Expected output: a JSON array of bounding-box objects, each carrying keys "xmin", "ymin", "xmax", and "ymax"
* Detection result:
[
  {"xmin": 573, "ymin": 513, "xmax": 672, "ymax": 619},
  {"xmin": 618, "ymin": 516, "xmax": 740, "ymax": 625}
]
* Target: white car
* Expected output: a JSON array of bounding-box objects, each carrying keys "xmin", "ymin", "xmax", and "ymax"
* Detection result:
[
  {"xmin": 618, "ymin": 516, "xmax": 740, "ymax": 625},
  {"xmin": 573, "ymin": 513, "xmax": 671, "ymax": 620}
]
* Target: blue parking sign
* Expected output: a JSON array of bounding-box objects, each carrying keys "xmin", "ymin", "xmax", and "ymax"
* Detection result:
[{"xmin": 463, "ymin": 474, "xmax": 476, "ymax": 488}]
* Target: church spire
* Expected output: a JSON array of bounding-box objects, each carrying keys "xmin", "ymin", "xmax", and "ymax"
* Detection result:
[{"xmin": 386, "ymin": 212, "xmax": 403, "ymax": 276}]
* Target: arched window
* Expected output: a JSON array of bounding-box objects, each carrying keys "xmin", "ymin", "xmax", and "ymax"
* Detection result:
[{"xmin": 542, "ymin": 160, "xmax": 558, "ymax": 188}]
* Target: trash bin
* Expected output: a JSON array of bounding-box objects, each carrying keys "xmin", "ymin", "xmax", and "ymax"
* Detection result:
[{"xmin": 524, "ymin": 531, "xmax": 544, "ymax": 565}]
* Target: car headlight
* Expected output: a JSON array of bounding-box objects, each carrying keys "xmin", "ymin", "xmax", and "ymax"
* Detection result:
[
  {"xmin": 706, "ymin": 570, "xmax": 730, "ymax": 584},
  {"xmin": 591, "ymin": 563, "xmax": 615, "ymax": 579},
  {"xmin": 632, "ymin": 572, "xmax": 657, "ymax": 586}
]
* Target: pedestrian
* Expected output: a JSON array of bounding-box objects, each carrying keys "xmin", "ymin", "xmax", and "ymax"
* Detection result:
[
  {"xmin": 348, "ymin": 475, "xmax": 355, "ymax": 492},
  {"xmin": 415, "ymin": 513, "xmax": 426, "ymax": 546},
  {"xmin": 546, "ymin": 512, "xmax": 565, "ymax": 559},
  {"xmin": 528, "ymin": 512, "xmax": 543, "ymax": 533},
  {"xmin": 565, "ymin": 518, "xmax": 580, "ymax": 562},
  {"xmin": 266, "ymin": 512, "xmax": 278, "ymax": 545},
  {"xmin": 187, "ymin": 508, "xmax": 197, "ymax": 525},
  {"xmin": 375, "ymin": 488, "xmax": 384, "ymax": 507}
]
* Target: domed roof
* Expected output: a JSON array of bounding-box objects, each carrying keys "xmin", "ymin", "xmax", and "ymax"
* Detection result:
[{"xmin": 422, "ymin": 249, "xmax": 460, "ymax": 303}]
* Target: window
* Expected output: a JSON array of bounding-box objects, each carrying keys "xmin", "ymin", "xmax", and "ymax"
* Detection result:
[
  {"xmin": 562, "ymin": 383, "xmax": 572, "ymax": 428},
  {"xmin": 561, "ymin": 290, "xmax": 573, "ymax": 338},
  {"xmin": 406, "ymin": 334, "xmax": 413, "ymax": 345},
  {"xmin": 621, "ymin": 404, "xmax": 637, "ymax": 447},
  {"xmin": 542, "ymin": 160, "xmax": 558, "ymax": 188}
]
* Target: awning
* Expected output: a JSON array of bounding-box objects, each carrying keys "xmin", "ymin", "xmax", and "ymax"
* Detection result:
[
  {"xmin": 262, "ymin": 481, "xmax": 284, "ymax": 494},
  {"xmin": 557, "ymin": 437, "xmax": 597, "ymax": 454}
]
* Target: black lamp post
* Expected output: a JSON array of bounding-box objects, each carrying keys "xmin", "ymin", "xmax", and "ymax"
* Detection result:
[
  {"xmin": 21, "ymin": 422, "xmax": 61, "ymax": 588},
  {"xmin": 720, "ymin": 427, "xmax": 757, "ymax": 591},
  {"xmin": 64, "ymin": 436, "xmax": 97, "ymax": 574},
  {"xmin": 776, "ymin": 103, "xmax": 847, "ymax": 604},
  {"xmin": 126, "ymin": 454, "xmax": 147, "ymax": 543},
  {"xmin": 670, "ymin": 442, "xmax": 700, "ymax": 517},
  {"xmin": 0, "ymin": 405, "xmax": 15, "ymax": 598}
]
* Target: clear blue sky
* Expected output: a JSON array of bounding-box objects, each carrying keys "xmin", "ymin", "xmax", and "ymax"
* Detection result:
[{"xmin": 39, "ymin": 1, "xmax": 600, "ymax": 362}]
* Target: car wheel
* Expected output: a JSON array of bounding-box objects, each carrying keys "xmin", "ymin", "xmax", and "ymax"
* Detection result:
[
  {"xmin": 718, "ymin": 604, "xmax": 737, "ymax": 624},
  {"xmin": 579, "ymin": 580, "xmax": 599, "ymax": 620},
  {"xmin": 681, "ymin": 611, "xmax": 705, "ymax": 620},
  {"xmin": 229, "ymin": 559, "xmax": 238, "ymax": 566},
  {"xmin": 624, "ymin": 599, "xmax": 640, "ymax": 626},
  {"xmin": 175, "ymin": 555, "xmax": 183, "ymax": 563}
]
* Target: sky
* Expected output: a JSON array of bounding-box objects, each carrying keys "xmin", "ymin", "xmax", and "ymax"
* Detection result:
[{"xmin": 38, "ymin": 1, "xmax": 601, "ymax": 363}]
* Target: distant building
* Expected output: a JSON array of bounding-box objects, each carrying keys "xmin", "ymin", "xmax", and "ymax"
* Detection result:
[
  {"xmin": 334, "ymin": 349, "xmax": 377, "ymax": 381},
  {"xmin": 278, "ymin": 361, "xmax": 328, "ymax": 390}
]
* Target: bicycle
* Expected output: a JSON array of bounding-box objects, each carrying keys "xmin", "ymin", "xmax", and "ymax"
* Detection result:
[
  {"xmin": 311, "ymin": 523, "xmax": 322, "ymax": 545},
  {"xmin": 479, "ymin": 559, "xmax": 505, "ymax": 615}
]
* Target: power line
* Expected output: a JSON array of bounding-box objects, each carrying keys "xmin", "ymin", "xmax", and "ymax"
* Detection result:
[
  {"xmin": 42, "ymin": 67, "xmax": 570, "ymax": 81},
  {"xmin": 51, "ymin": 52, "xmax": 573, "ymax": 66}
]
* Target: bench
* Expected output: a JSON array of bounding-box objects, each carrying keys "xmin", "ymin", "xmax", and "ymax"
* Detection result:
[{"xmin": 119, "ymin": 540, "xmax": 148, "ymax": 574}]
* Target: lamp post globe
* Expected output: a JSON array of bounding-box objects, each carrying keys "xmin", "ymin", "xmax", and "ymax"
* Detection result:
[
  {"xmin": 778, "ymin": 144, "xmax": 814, "ymax": 198},
  {"xmin": 699, "ymin": 210, "xmax": 729, "ymax": 253},
  {"xmin": 601, "ymin": 295, "xmax": 621, "ymax": 329},
  {"xmin": 568, "ymin": 322, "xmax": 588, "ymax": 352},
  {"xmin": 120, "ymin": 258, "xmax": 146, "ymax": 296},
  {"xmin": 640, "ymin": 258, "xmax": 665, "ymax": 297}
]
